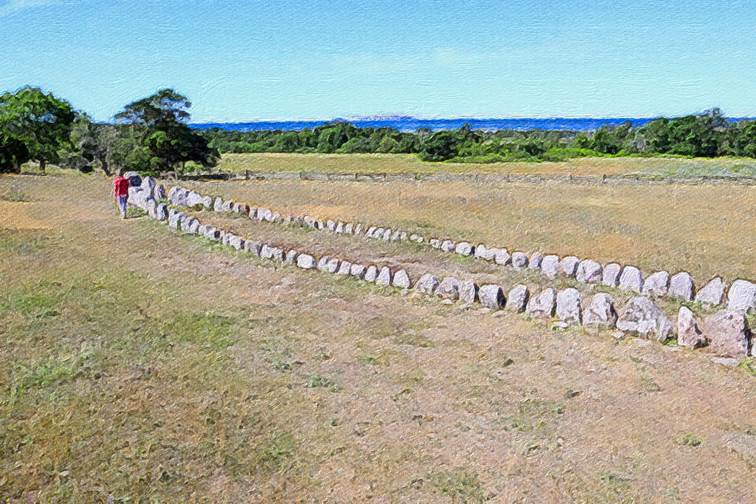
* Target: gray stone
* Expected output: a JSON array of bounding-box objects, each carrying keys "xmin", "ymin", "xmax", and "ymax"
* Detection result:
[
  {"xmin": 511, "ymin": 252, "xmax": 528, "ymax": 269},
  {"xmin": 668, "ymin": 271, "xmax": 694, "ymax": 301},
  {"xmin": 221, "ymin": 200, "xmax": 234, "ymax": 212},
  {"xmin": 381, "ymin": 229, "xmax": 392, "ymax": 241},
  {"xmin": 559, "ymin": 256, "xmax": 580, "ymax": 277},
  {"xmin": 296, "ymin": 254, "xmax": 316, "ymax": 269},
  {"xmin": 343, "ymin": 223, "xmax": 353, "ymax": 234},
  {"xmin": 576, "ymin": 259, "xmax": 602, "ymax": 284},
  {"xmin": 616, "ymin": 296, "xmax": 673, "ymax": 342},
  {"xmin": 455, "ymin": 242, "xmax": 474, "ymax": 256},
  {"xmin": 168, "ymin": 211, "xmax": 186, "ymax": 230},
  {"xmin": 185, "ymin": 191, "xmax": 206, "ymax": 208},
  {"xmin": 349, "ymin": 263, "xmax": 366, "ymax": 279},
  {"xmin": 479, "ymin": 285, "xmax": 505, "ymax": 310},
  {"xmin": 602, "ymin": 263, "xmax": 622, "ymax": 287},
  {"xmin": 703, "ymin": 310, "xmax": 750, "ymax": 357},
  {"xmin": 270, "ymin": 247, "xmax": 284, "ymax": 261},
  {"xmin": 459, "ymin": 280, "xmax": 479, "ymax": 305},
  {"xmin": 726, "ymin": 279, "xmax": 755, "ymax": 313},
  {"xmin": 474, "ymin": 244, "xmax": 496, "ymax": 261},
  {"xmin": 582, "ymin": 293, "xmax": 617, "ymax": 328},
  {"xmin": 695, "ymin": 277, "xmax": 726, "ymax": 306},
  {"xmin": 353, "ymin": 223, "xmax": 363, "ymax": 235},
  {"xmin": 154, "ymin": 184, "xmax": 166, "ymax": 200},
  {"xmin": 390, "ymin": 229, "xmax": 402, "ymax": 241},
  {"xmin": 336, "ymin": 260, "xmax": 352, "ymax": 275},
  {"xmin": 392, "ymin": 269, "xmax": 411, "ymax": 289},
  {"xmin": 619, "ymin": 266, "xmax": 643, "ymax": 293},
  {"xmin": 415, "ymin": 273, "xmax": 440, "ymax": 295},
  {"xmin": 326, "ymin": 220, "xmax": 336, "ymax": 231},
  {"xmin": 441, "ymin": 240, "xmax": 455, "ymax": 252},
  {"xmin": 244, "ymin": 240, "xmax": 261, "ymax": 255},
  {"xmin": 155, "ymin": 203, "xmax": 168, "ymax": 221},
  {"xmin": 494, "ymin": 248, "xmax": 511, "ymax": 266},
  {"xmin": 528, "ymin": 252, "xmax": 543, "ymax": 270},
  {"xmin": 145, "ymin": 198, "xmax": 157, "ymax": 218},
  {"xmin": 641, "ymin": 271, "xmax": 670, "ymax": 297},
  {"xmin": 187, "ymin": 218, "xmax": 200, "ymax": 235},
  {"xmin": 506, "ymin": 285, "xmax": 529, "ymax": 312},
  {"xmin": 228, "ymin": 235, "xmax": 245, "ymax": 251},
  {"xmin": 556, "ymin": 288, "xmax": 582, "ymax": 326},
  {"xmin": 260, "ymin": 244, "xmax": 274, "ymax": 259},
  {"xmin": 410, "ymin": 233, "xmax": 424, "ymax": 243},
  {"xmin": 541, "ymin": 255, "xmax": 560, "ymax": 279},
  {"xmin": 284, "ymin": 250, "xmax": 298, "ymax": 264},
  {"xmin": 364, "ymin": 265, "xmax": 378, "ymax": 282},
  {"xmin": 213, "ymin": 197, "xmax": 224, "ymax": 212},
  {"xmin": 376, "ymin": 266, "xmax": 392, "ymax": 286},
  {"xmin": 335, "ymin": 222, "xmax": 344, "ymax": 234},
  {"xmin": 677, "ymin": 306, "xmax": 706, "ymax": 348},
  {"xmin": 429, "ymin": 238, "xmax": 442, "ymax": 249},
  {"xmin": 324, "ymin": 258, "xmax": 340, "ymax": 273},
  {"xmin": 526, "ymin": 288, "xmax": 556, "ymax": 318},
  {"xmin": 436, "ymin": 277, "xmax": 461, "ymax": 301}
]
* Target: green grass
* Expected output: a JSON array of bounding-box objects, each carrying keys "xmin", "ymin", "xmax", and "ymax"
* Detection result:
[{"xmin": 428, "ymin": 469, "xmax": 489, "ymax": 503}]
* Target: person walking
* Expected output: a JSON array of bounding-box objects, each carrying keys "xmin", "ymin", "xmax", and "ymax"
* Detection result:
[{"xmin": 113, "ymin": 171, "xmax": 130, "ymax": 219}]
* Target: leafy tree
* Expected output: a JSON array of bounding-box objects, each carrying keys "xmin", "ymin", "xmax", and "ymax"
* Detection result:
[
  {"xmin": 0, "ymin": 86, "xmax": 75, "ymax": 173},
  {"xmin": 0, "ymin": 132, "xmax": 29, "ymax": 173},
  {"xmin": 419, "ymin": 131, "xmax": 459, "ymax": 161}
]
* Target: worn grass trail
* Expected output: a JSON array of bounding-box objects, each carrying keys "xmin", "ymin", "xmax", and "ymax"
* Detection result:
[{"xmin": 1, "ymin": 173, "xmax": 754, "ymax": 502}]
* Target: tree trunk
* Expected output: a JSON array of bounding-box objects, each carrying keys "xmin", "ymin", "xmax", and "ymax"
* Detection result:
[
  {"xmin": 39, "ymin": 159, "xmax": 46, "ymax": 175},
  {"xmin": 100, "ymin": 158, "xmax": 112, "ymax": 176},
  {"xmin": 13, "ymin": 160, "xmax": 21, "ymax": 174}
]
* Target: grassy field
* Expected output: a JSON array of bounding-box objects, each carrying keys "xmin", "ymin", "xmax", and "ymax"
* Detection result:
[
  {"xmin": 1, "ymin": 172, "xmax": 755, "ymax": 502},
  {"xmin": 214, "ymin": 152, "xmax": 756, "ymax": 178},
  {"xmin": 184, "ymin": 177, "xmax": 756, "ymax": 283}
]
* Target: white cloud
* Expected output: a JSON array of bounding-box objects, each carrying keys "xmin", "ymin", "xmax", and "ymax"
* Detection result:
[{"xmin": 0, "ymin": 0, "xmax": 66, "ymax": 17}]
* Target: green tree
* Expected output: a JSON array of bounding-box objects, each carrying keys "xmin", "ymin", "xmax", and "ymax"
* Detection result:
[
  {"xmin": 419, "ymin": 131, "xmax": 459, "ymax": 161},
  {"xmin": 0, "ymin": 86, "xmax": 75, "ymax": 173}
]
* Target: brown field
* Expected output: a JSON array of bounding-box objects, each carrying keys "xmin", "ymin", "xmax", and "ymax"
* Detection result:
[
  {"xmin": 183, "ymin": 178, "xmax": 756, "ymax": 283},
  {"xmin": 1, "ymin": 172, "xmax": 754, "ymax": 503},
  {"xmin": 215, "ymin": 152, "xmax": 756, "ymax": 178}
]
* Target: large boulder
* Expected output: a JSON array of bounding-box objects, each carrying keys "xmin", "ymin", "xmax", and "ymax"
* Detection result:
[
  {"xmin": 392, "ymin": 269, "xmax": 411, "ymax": 289},
  {"xmin": 474, "ymin": 244, "xmax": 496, "ymax": 261},
  {"xmin": 556, "ymin": 288, "xmax": 582, "ymax": 326},
  {"xmin": 213, "ymin": 197, "xmax": 224, "ymax": 212},
  {"xmin": 376, "ymin": 266, "xmax": 392, "ymax": 286},
  {"xmin": 726, "ymin": 279, "xmax": 755, "ymax": 313},
  {"xmin": 668, "ymin": 272, "xmax": 694, "ymax": 301},
  {"xmin": 695, "ymin": 277, "xmax": 725, "ymax": 306},
  {"xmin": 582, "ymin": 293, "xmax": 617, "ymax": 328},
  {"xmin": 540, "ymin": 255, "xmax": 560, "ymax": 279},
  {"xmin": 415, "ymin": 273, "xmax": 440, "ymax": 295},
  {"xmin": 677, "ymin": 307, "xmax": 706, "ymax": 348},
  {"xmin": 364, "ymin": 265, "xmax": 378, "ymax": 282},
  {"xmin": 618, "ymin": 266, "xmax": 643, "ymax": 293},
  {"xmin": 559, "ymin": 256, "xmax": 580, "ymax": 277},
  {"xmin": 140, "ymin": 176, "xmax": 157, "ymax": 197},
  {"xmin": 494, "ymin": 249, "xmax": 511, "ymax": 266},
  {"xmin": 436, "ymin": 277, "xmax": 461, "ymax": 301},
  {"xmin": 284, "ymin": 249, "xmax": 298, "ymax": 264},
  {"xmin": 506, "ymin": 285, "xmax": 529, "ymax": 312},
  {"xmin": 511, "ymin": 252, "xmax": 528, "ymax": 269},
  {"xmin": 349, "ymin": 263, "xmax": 366, "ymax": 279},
  {"xmin": 336, "ymin": 261, "xmax": 352, "ymax": 276},
  {"xmin": 459, "ymin": 280, "xmax": 479, "ymax": 305},
  {"xmin": 154, "ymin": 203, "xmax": 168, "ymax": 221},
  {"xmin": 576, "ymin": 259, "xmax": 602, "ymax": 284},
  {"xmin": 296, "ymin": 254, "xmax": 316, "ymax": 269},
  {"xmin": 526, "ymin": 288, "xmax": 556, "ymax": 318},
  {"xmin": 455, "ymin": 242, "xmax": 474, "ymax": 256},
  {"xmin": 528, "ymin": 252, "xmax": 543, "ymax": 270},
  {"xmin": 602, "ymin": 263, "xmax": 622, "ymax": 287},
  {"xmin": 641, "ymin": 271, "xmax": 670, "ymax": 297},
  {"xmin": 479, "ymin": 284, "xmax": 505, "ymax": 310},
  {"xmin": 154, "ymin": 184, "xmax": 166, "ymax": 200},
  {"xmin": 703, "ymin": 310, "xmax": 750, "ymax": 357},
  {"xmin": 616, "ymin": 296, "xmax": 673, "ymax": 342}
]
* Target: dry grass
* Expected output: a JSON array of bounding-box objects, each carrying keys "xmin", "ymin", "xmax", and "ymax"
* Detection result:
[
  {"xmin": 184, "ymin": 178, "xmax": 756, "ymax": 282},
  {"xmin": 1, "ymin": 172, "xmax": 754, "ymax": 503},
  {"xmin": 216, "ymin": 152, "xmax": 756, "ymax": 178}
]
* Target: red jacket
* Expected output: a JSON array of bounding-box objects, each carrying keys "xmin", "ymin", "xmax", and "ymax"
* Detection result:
[{"xmin": 113, "ymin": 176, "xmax": 129, "ymax": 197}]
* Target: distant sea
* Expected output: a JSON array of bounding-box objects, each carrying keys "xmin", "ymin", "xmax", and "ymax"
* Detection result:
[{"xmin": 191, "ymin": 117, "xmax": 658, "ymax": 133}]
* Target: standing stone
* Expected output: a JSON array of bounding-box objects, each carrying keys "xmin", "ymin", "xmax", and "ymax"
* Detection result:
[
  {"xmin": 541, "ymin": 255, "xmax": 560, "ymax": 279},
  {"xmin": 155, "ymin": 203, "xmax": 168, "ymax": 221},
  {"xmin": 436, "ymin": 277, "xmax": 461, "ymax": 301},
  {"xmin": 336, "ymin": 260, "xmax": 352, "ymax": 275},
  {"xmin": 415, "ymin": 273, "xmax": 440, "ymax": 295},
  {"xmin": 441, "ymin": 240, "xmax": 455, "ymax": 253},
  {"xmin": 187, "ymin": 219, "xmax": 200, "ymax": 235},
  {"xmin": 326, "ymin": 220, "xmax": 336, "ymax": 231},
  {"xmin": 317, "ymin": 256, "xmax": 331, "ymax": 271},
  {"xmin": 376, "ymin": 266, "xmax": 392, "ymax": 286},
  {"xmin": 429, "ymin": 238, "xmax": 442, "ymax": 249},
  {"xmin": 410, "ymin": 234, "xmax": 424, "ymax": 243},
  {"xmin": 459, "ymin": 280, "xmax": 479, "ymax": 305},
  {"xmin": 602, "ymin": 263, "xmax": 622, "ymax": 287},
  {"xmin": 494, "ymin": 249, "xmax": 512, "ymax": 266},
  {"xmin": 296, "ymin": 254, "xmax": 316, "ymax": 269},
  {"xmin": 381, "ymin": 229, "xmax": 392, "ymax": 241},
  {"xmin": 154, "ymin": 184, "xmax": 166, "ymax": 200},
  {"xmin": 677, "ymin": 307, "xmax": 706, "ymax": 348},
  {"xmin": 390, "ymin": 229, "xmax": 402, "ymax": 241},
  {"xmin": 526, "ymin": 288, "xmax": 556, "ymax": 318},
  {"xmin": 260, "ymin": 244, "xmax": 274, "ymax": 259},
  {"xmin": 703, "ymin": 310, "xmax": 750, "ymax": 357},
  {"xmin": 366, "ymin": 226, "xmax": 376, "ymax": 237},
  {"xmin": 353, "ymin": 223, "xmax": 363, "ymax": 235},
  {"xmin": 528, "ymin": 252, "xmax": 543, "ymax": 270},
  {"xmin": 145, "ymin": 198, "xmax": 157, "ymax": 218},
  {"xmin": 349, "ymin": 263, "xmax": 366, "ymax": 279},
  {"xmin": 726, "ymin": 279, "xmax": 755, "ymax": 313},
  {"xmin": 556, "ymin": 288, "xmax": 582, "ymax": 326},
  {"xmin": 284, "ymin": 250, "xmax": 298, "ymax": 264},
  {"xmin": 344, "ymin": 223, "xmax": 353, "ymax": 234},
  {"xmin": 506, "ymin": 285, "xmax": 529, "ymax": 312},
  {"xmin": 559, "ymin": 256, "xmax": 580, "ymax": 277},
  {"xmin": 582, "ymin": 293, "xmax": 617, "ymax": 328},
  {"xmin": 695, "ymin": 277, "xmax": 725, "ymax": 306},
  {"xmin": 213, "ymin": 197, "xmax": 224, "ymax": 212},
  {"xmin": 392, "ymin": 269, "xmax": 411, "ymax": 289},
  {"xmin": 244, "ymin": 240, "xmax": 261, "ymax": 255},
  {"xmin": 364, "ymin": 265, "xmax": 378, "ymax": 282},
  {"xmin": 479, "ymin": 285, "xmax": 505, "ymax": 310},
  {"xmin": 221, "ymin": 200, "xmax": 234, "ymax": 212},
  {"xmin": 616, "ymin": 296, "xmax": 673, "ymax": 342},
  {"xmin": 619, "ymin": 266, "xmax": 644, "ymax": 293},
  {"xmin": 228, "ymin": 235, "xmax": 245, "ymax": 251},
  {"xmin": 335, "ymin": 222, "xmax": 344, "ymax": 234},
  {"xmin": 668, "ymin": 272, "xmax": 694, "ymax": 301},
  {"xmin": 642, "ymin": 271, "xmax": 670, "ymax": 297},
  {"xmin": 455, "ymin": 242, "xmax": 474, "ymax": 256},
  {"xmin": 576, "ymin": 259, "xmax": 603, "ymax": 284},
  {"xmin": 511, "ymin": 252, "xmax": 528, "ymax": 269},
  {"xmin": 270, "ymin": 247, "xmax": 284, "ymax": 261},
  {"xmin": 474, "ymin": 244, "xmax": 496, "ymax": 261},
  {"xmin": 324, "ymin": 258, "xmax": 340, "ymax": 273}
]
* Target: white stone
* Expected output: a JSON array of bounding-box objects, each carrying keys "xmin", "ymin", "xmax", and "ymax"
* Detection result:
[
  {"xmin": 582, "ymin": 293, "xmax": 617, "ymax": 328},
  {"xmin": 506, "ymin": 285, "xmax": 529, "ymax": 312},
  {"xmin": 641, "ymin": 271, "xmax": 670, "ymax": 297},
  {"xmin": 511, "ymin": 252, "xmax": 528, "ymax": 269},
  {"xmin": 559, "ymin": 256, "xmax": 580, "ymax": 277},
  {"xmin": 677, "ymin": 306, "xmax": 705, "ymax": 348},
  {"xmin": 455, "ymin": 242, "xmax": 474, "ymax": 256},
  {"xmin": 668, "ymin": 271, "xmax": 694, "ymax": 301},
  {"xmin": 441, "ymin": 240, "xmax": 455, "ymax": 252},
  {"xmin": 296, "ymin": 254, "xmax": 316, "ymax": 269},
  {"xmin": 726, "ymin": 279, "xmax": 755, "ymax": 313},
  {"xmin": 336, "ymin": 260, "xmax": 352, "ymax": 275},
  {"xmin": 616, "ymin": 296, "xmax": 673, "ymax": 342},
  {"xmin": 284, "ymin": 250, "xmax": 298, "ymax": 264},
  {"xmin": 703, "ymin": 310, "xmax": 750, "ymax": 357},
  {"xmin": 556, "ymin": 288, "xmax": 582, "ymax": 326},
  {"xmin": 479, "ymin": 285, "xmax": 505, "ymax": 310},
  {"xmin": 349, "ymin": 263, "xmax": 366, "ymax": 279},
  {"xmin": 541, "ymin": 255, "xmax": 560, "ymax": 279},
  {"xmin": 436, "ymin": 277, "xmax": 461, "ymax": 301},
  {"xmin": 244, "ymin": 240, "xmax": 261, "ymax": 255},
  {"xmin": 474, "ymin": 244, "xmax": 496, "ymax": 261},
  {"xmin": 364, "ymin": 265, "xmax": 378, "ymax": 282},
  {"xmin": 528, "ymin": 252, "xmax": 543, "ymax": 270},
  {"xmin": 695, "ymin": 277, "xmax": 725, "ymax": 306},
  {"xmin": 459, "ymin": 280, "xmax": 478, "ymax": 305},
  {"xmin": 526, "ymin": 288, "xmax": 556, "ymax": 318},
  {"xmin": 576, "ymin": 259, "xmax": 602, "ymax": 284},
  {"xmin": 602, "ymin": 263, "xmax": 622, "ymax": 287},
  {"xmin": 415, "ymin": 273, "xmax": 440, "ymax": 295},
  {"xmin": 619, "ymin": 266, "xmax": 643, "ymax": 293},
  {"xmin": 392, "ymin": 269, "xmax": 411, "ymax": 289},
  {"xmin": 376, "ymin": 266, "xmax": 392, "ymax": 286},
  {"xmin": 494, "ymin": 249, "xmax": 511, "ymax": 266}
]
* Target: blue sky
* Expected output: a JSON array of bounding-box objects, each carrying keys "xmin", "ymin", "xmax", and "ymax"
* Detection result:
[{"xmin": 2, "ymin": 0, "xmax": 755, "ymax": 121}]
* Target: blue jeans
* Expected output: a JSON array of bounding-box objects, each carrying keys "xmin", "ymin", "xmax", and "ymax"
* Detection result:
[{"xmin": 117, "ymin": 195, "xmax": 128, "ymax": 217}]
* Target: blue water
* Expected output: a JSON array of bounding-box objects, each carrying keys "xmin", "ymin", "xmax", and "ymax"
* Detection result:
[{"xmin": 191, "ymin": 116, "xmax": 658, "ymax": 133}]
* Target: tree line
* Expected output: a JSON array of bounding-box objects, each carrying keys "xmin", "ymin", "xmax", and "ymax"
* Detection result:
[
  {"xmin": 2, "ymin": 85, "xmax": 755, "ymax": 175},
  {"xmin": 0, "ymin": 87, "xmax": 218, "ymax": 174},
  {"xmin": 201, "ymin": 109, "xmax": 755, "ymax": 162}
]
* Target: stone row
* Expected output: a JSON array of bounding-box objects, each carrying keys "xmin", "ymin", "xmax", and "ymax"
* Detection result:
[{"xmin": 164, "ymin": 184, "xmax": 756, "ymax": 315}]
